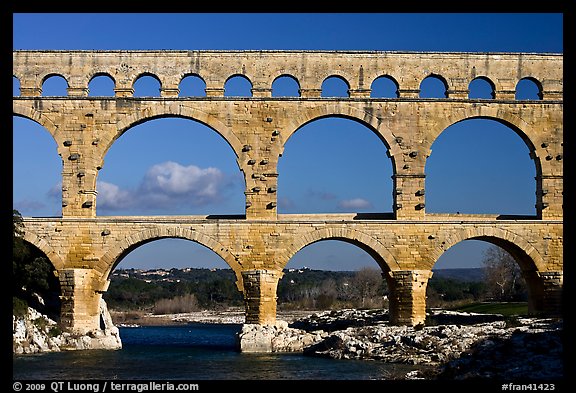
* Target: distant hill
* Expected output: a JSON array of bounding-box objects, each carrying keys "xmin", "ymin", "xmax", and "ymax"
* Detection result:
[{"xmin": 431, "ymin": 267, "xmax": 486, "ymax": 282}]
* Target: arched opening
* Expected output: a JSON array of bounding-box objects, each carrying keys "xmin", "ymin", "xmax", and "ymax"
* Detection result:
[
  {"xmin": 97, "ymin": 117, "xmax": 245, "ymax": 216},
  {"xmin": 224, "ymin": 75, "xmax": 252, "ymax": 97},
  {"xmin": 370, "ymin": 75, "xmax": 399, "ymax": 98},
  {"xmin": 429, "ymin": 239, "xmax": 528, "ymax": 315},
  {"xmin": 13, "ymin": 76, "xmax": 20, "ymax": 96},
  {"xmin": 42, "ymin": 74, "xmax": 68, "ymax": 96},
  {"xmin": 13, "ymin": 116, "xmax": 62, "ymax": 217},
  {"xmin": 321, "ymin": 76, "xmax": 349, "ymax": 97},
  {"xmin": 468, "ymin": 77, "xmax": 495, "ymax": 99},
  {"xmin": 104, "ymin": 238, "xmax": 242, "ymax": 347},
  {"xmin": 12, "ymin": 235, "xmax": 62, "ymax": 324},
  {"xmin": 279, "ymin": 240, "xmax": 388, "ymax": 312},
  {"xmin": 179, "ymin": 75, "xmax": 206, "ymax": 97},
  {"xmin": 88, "ymin": 74, "xmax": 115, "ymax": 97},
  {"xmin": 272, "ymin": 75, "xmax": 300, "ymax": 97},
  {"xmin": 425, "ymin": 118, "xmax": 536, "ymax": 216},
  {"xmin": 419, "ymin": 75, "xmax": 448, "ymax": 98},
  {"xmin": 277, "ymin": 117, "xmax": 393, "ymax": 215},
  {"xmin": 515, "ymin": 78, "xmax": 543, "ymax": 100},
  {"xmin": 133, "ymin": 74, "xmax": 161, "ymax": 97}
]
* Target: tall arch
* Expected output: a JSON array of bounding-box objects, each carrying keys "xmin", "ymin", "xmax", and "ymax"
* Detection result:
[
  {"xmin": 277, "ymin": 115, "xmax": 393, "ymax": 214},
  {"xmin": 98, "ymin": 115, "xmax": 246, "ymax": 216},
  {"xmin": 113, "ymin": 108, "xmax": 244, "ymax": 159},
  {"xmin": 425, "ymin": 117, "xmax": 538, "ymax": 215},
  {"xmin": 13, "ymin": 113, "xmax": 64, "ymax": 217},
  {"xmin": 278, "ymin": 106, "xmax": 398, "ymax": 171},
  {"xmin": 13, "ymin": 103, "xmax": 60, "ymax": 139}
]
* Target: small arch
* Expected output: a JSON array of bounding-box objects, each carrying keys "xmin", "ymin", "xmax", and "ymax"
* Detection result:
[
  {"xmin": 280, "ymin": 240, "xmax": 389, "ymax": 310},
  {"xmin": 321, "ymin": 75, "xmax": 350, "ymax": 97},
  {"xmin": 468, "ymin": 77, "xmax": 495, "ymax": 99},
  {"xmin": 281, "ymin": 227, "xmax": 400, "ymax": 272},
  {"xmin": 88, "ymin": 73, "xmax": 116, "ymax": 97},
  {"xmin": 98, "ymin": 227, "xmax": 242, "ymax": 282},
  {"xmin": 419, "ymin": 74, "xmax": 448, "ymax": 98},
  {"xmin": 133, "ymin": 73, "xmax": 162, "ymax": 97},
  {"xmin": 515, "ymin": 77, "xmax": 543, "ymax": 100},
  {"xmin": 272, "ymin": 75, "xmax": 300, "ymax": 97},
  {"xmin": 430, "ymin": 228, "xmax": 545, "ymax": 273},
  {"xmin": 224, "ymin": 75, "xmax": 252, "ymax": 97},
  {"xmin": 42, "ymin": 74, "xmax": 68, "ymax": 96},
  {"xmin": 430, "ymin": 232, "xmax": 544, "ymax": 314},
  {"xmin": 21, "ymin": 230, "xmax": 65, "ymax": 271},
  {"xmin": 13, "ymin": 76, "xmax": 21, "ymax": 96},
  {"xmin": 14, "ymin": 236, "xmax": 62, "ymax": 322},
  {"xmin": 370, "ymin": 75, "xmax": 399, "ymax": 98},
  {"xmin": 179, "ymin": 74, "xmax": 207, "ymax": 97}
]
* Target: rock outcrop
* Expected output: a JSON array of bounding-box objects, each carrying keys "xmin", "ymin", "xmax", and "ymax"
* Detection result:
[
  {"xmin": 13, "ymin": 298, "xmax": 122, "ymax": 354},
  {"xmin": 237, "ymin": 320, "xmax": 327, "ymax": 352},
  {"xmin": 237, "ymin": 308, "xmax": 563, "ymax": 380}
]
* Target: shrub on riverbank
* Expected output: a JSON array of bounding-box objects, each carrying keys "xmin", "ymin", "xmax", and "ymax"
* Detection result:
[{"xmin": 153, "ymin": 294, "xmax": 200, "ymax": 314}]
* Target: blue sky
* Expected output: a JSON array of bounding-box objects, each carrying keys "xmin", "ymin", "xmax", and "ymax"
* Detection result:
[{"xmin": 12, "ymin": 13, "xmax": 563, "ymax": 271}]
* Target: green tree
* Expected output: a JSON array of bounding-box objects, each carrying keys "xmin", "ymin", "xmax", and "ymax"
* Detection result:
[{"xmin": 13, "ymin": 209, "xmax": 61, "ymax": 319}]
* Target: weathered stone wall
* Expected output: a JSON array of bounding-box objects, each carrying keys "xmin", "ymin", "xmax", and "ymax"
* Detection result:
[
  {"xmin": 13, "ymin": 50, "xmax": 563, "ymax": 220},
  {"xmin": 13, "ymin": 51, "xmax": 563, "ymax": 337},
  {"xmin": 21, "ymin": 216, "xmax": 563, "ymax": 330}
]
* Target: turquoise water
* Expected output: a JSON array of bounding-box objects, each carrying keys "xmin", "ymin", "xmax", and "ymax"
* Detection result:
[{"xmin": 13, "ymin": 323, "xmax": 432, "ymax": 381}]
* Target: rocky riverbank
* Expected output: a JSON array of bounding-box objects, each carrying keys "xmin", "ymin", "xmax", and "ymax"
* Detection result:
[
  {"xmin": 238, "ymin": 308, "xmax": 564, "ymax": 381},
  {"xmin": 14, "ymin": 305, "xmax": 564, "ymax": 381},
  {"xmin": 13, "ymin": 299, "xmax": 122, "ymax": 354}
]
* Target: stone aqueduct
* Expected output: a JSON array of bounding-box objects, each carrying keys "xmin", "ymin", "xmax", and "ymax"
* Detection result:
[{"xmin": 13, "ymin": 50, "xmax": 563, "ymax": 338}]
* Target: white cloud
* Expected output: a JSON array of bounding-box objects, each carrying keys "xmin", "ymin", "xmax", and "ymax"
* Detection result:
[
  {"xmin": 140, "ymin": 161, "xmax": 223, "ymax": 198},
  {"xmin": 97, "ymin": 181, "xmax": 133, "ymax": 210},
  {"xmin": 337, "ymin": 198, "xmax": 372, "ymax": 210},
  {"xmin": 96, "ymin": 161, "xmax": 235, "ymax": 212}
]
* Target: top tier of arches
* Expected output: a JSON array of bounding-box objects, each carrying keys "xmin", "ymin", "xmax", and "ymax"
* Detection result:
[{"xmin": 12, "ymin": 50, "xmax": 563, "ymax": 101}]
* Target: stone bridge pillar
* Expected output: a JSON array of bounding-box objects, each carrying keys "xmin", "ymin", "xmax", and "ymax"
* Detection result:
[
  {"xmin": 386, "ymin": 270, "xmax": 433, "ymax": 326},
  {"xmin": 241, "ymin": 269, "xmax": 284, "ymax": 325},
  {"xmin": 392, "ymin": 174, "xmax": 426, "ymax": 218},
  {"xmin": 58, "ymin": 268, "xmax": 102, "ymax": 334},
  {"xmin": 525, "ymin": 271, "xmax": 563, "ymax": 316}
]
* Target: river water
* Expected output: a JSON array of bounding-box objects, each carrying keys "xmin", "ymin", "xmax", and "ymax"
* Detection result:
[{"xmin": 13, "ymin": 323, "xmax": 434, "ymax": 381}]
